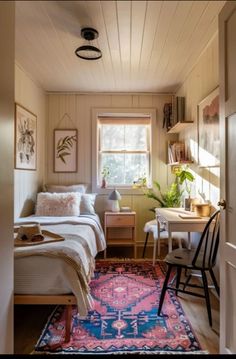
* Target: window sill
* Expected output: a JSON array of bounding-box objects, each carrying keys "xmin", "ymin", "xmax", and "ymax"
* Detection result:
[{"xmin": 93, "ymin": 186, "xmax": 148, "ymax": 196}]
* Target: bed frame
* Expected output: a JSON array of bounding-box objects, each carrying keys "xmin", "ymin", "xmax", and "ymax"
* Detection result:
[{"xmin": 14, "ymin": 294, "xmax": 77, "ymax": 343}]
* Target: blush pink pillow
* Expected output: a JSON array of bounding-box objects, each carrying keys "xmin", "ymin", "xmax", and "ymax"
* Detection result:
[{"xmin": 35, "ymin": 192, "xmax": 81, "ymax": 216}]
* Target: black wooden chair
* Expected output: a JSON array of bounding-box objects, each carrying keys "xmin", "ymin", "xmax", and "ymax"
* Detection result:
[{"xmin": 157, "ymin": 209, "xmax": 220, "ymax": 327}]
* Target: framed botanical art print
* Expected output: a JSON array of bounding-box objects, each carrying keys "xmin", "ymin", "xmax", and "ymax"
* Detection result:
[
  {"xmin": 54, "ymin": 129, "xmax": 77, "ymax": 173},
  {"xmin": 15, "ymin": 103, "xmax": 37, "ymax": 170},
  {"xmin": 198, "ymin": 87, "xmax": 220, "ymax": 167}
]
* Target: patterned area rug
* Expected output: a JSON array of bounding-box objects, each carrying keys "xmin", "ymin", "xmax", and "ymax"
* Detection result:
[{"xmin": 34, "ymin": 261, "xmax": 207, "ymax": 355}]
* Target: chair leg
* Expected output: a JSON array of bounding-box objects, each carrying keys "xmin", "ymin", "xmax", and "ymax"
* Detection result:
[
  {"xmin": 209, "ymin": 268, "xmax": 220, "ymax": 296},
  {"xmin": 158, "ymin": 264, "xmax": 173, "ymax": 316},
  {"xmin": 201, "ymin": 270, "xmax": 212, "ymax": 327},
  {"xmin": 142, "ymin": 232, "xmax": 149, "ymax": 258},
  {"xmin": 183, "ymin": 274, "xmax": 192, "ymax": 291},
  {"xmin": 175, "ymin": 267, "xmax": 182, "ymax": 296}
]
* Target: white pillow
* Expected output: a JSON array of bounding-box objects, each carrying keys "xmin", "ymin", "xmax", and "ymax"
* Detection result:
[
  {"xmin": 80, "ymin": 193, "xmax": 97, "ymax": 215},
  {"xmin": 35, "ymin": 192, "xmax": 81, "ymax": 216},
  {"xmin": 43, "ymin": 184, "xmax": 87, "ymax": 194}
]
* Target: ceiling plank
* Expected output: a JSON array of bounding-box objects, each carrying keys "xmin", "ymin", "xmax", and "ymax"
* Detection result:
[
  {"xmin": 130, "ymin": 1, "xmax": 147, "ymax": 90},
  {"xmin": 171, "ymin": 0, "xmax": 225, "ymax": 88},
  {"xmin": 155, "ymin": 1, "xmax": 193, "ymax": 77},
  {"xmin": 144, "ymin": 1, "xmax": 179, "ymax": 90},
  {"xmin": 158, "ymin": 0, "xmax": 209, "ymax": 87},
  {"xmin": 116, "ymin": 0, "xmax": 131, "ymax": 88},
  {"xmin": 101, "ymin": 0, "xmax": 122, "ymax": 90}
]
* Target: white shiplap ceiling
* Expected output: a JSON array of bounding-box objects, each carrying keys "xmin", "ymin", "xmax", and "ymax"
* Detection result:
[{"xmin": 15, "ymin": 1, "xmax": 225, "ymax": 93}]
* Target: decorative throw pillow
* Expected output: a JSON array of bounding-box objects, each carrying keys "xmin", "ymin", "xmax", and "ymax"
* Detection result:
[
  {"xmin": 43, "ymin": 184, "xmax": 87, "ymax": 194},
  {"xmin": 80, "ymin": 193, "xmax": 97, "ymax": 215},
  {"xmin": 35, "ymin": 192, "xmax": 81, "ymax": 216}
]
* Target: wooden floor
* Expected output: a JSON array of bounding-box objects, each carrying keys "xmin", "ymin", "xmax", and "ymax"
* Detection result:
[{"xmin": 14, "ymin": 243, "xmax": 219, "ymax": 354}]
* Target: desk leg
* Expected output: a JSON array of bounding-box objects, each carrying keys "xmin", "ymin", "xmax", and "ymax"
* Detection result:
[
  {"xmin": 168, "ymin": 227, "xmax": 172, "ymax": 253},
  {"xmin": 188, "ymin": 232, "xmax": 191, "ymax": 250},
  {"xmin": 157, "ymin": 219, "xmax": 161, "ymax": 257},
  {"xmin": 153, "ymin": 220, "xmax": 160, "ymax": 265}
]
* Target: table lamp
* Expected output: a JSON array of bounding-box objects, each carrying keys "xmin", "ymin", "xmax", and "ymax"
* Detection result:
[{"xmin": 108, "ymin": 189, "xmax": 121, "ymax": 212}]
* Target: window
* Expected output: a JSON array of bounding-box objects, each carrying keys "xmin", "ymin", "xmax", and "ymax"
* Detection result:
[{"xmin": 97, "ymin": 116, "xmax": 151, "ymax": 187}]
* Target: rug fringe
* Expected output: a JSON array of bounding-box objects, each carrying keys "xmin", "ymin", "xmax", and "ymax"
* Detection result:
[
  {"xmin": 31, "ymin": 349, "xmax": 209, "ymax": 355},
  {"xmin": 96, "ymin": 258, "xmax": 164, "ymax": 263}
]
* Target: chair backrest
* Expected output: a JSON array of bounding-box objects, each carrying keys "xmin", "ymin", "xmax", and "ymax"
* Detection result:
[{"xmin": 192, "ymin": 209, "xmax": 220, "ymax": 270}]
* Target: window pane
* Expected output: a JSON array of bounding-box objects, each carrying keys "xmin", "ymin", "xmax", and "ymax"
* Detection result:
[
  {"xmin": 125, "ymin": 125, "xmax": 147, "ymax": 150},
  {"xmin": 101, "ymin": 153, "xmax": 148, "ymax": 185},
  {"xmin": 101, "ymin": 154, "xmax": 125, "ymax": 184},
  {"xmin": 101, "ymin": 125, "xmax": 124, "ymax": 150},
  {"xmin": 101, "ymin": 124, "xmax": 148, "ymax": 151},
  {"xmin": 124, "ymin": 154, "xmax": 148, "ymax": 184}
]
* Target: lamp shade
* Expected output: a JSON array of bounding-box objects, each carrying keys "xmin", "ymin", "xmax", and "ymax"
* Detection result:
[{"xmin": 108, "ymin": 189, "xmax": 121, "ymax": 201}]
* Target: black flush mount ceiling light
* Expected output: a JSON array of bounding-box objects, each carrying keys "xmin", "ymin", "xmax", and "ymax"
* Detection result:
[{"xmin": 75, "ymin": 27, "xmax": 102, "ymax": 60}]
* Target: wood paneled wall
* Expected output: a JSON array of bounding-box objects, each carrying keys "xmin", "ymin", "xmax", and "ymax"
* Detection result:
[
  {"xmin": 14, "ymin": 64, "xmax": 46, "ymax": 219},
  {"xmin": 46, "ymin": 93, "xmax": 176, "ymax": 244},
  {"xmin": 0, "ymin": 2, "xmax": 14, "ymax": 353},
  {"xmin": 177, "ymin": 33, "xmax": 220, "ymax": 207}
]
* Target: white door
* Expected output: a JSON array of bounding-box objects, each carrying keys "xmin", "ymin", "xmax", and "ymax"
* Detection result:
[{"xmin": 219, "ymin": 1, "xmax": 236, "ymax": 354}]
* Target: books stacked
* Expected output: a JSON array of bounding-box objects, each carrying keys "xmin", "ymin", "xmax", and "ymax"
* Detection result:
[
  {"xmin": 120, "ymin": 207, "xmax": 132, "ymax": 212},
  {"xmin": 168, "ymin": 141, "xmax": 186, "ymax": 163},
  {"xmin": 176, "ymin": 96, "xmax": 185, "ymax": 123}
]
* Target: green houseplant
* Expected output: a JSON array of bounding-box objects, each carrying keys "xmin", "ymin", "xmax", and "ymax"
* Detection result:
[
  {"xmin": 175, "ymin": 165, "xmax": 195, "ymax": 210},
  {"xmin": 144, "ymin": 179, "xmax": 183, "ymax": 213}
]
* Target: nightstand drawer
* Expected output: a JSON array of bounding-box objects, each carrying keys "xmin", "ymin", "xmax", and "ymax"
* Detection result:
[{"xmin": 106, "ymin": 214, "xmax": 135, "ymax": 227}]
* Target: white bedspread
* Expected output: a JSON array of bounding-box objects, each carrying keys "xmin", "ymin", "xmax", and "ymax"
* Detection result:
[{"xmin": 14, "ymin": 215, "xmax": 106, "ymax": 316}]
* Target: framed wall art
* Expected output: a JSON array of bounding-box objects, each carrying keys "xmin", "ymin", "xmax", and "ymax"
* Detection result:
[
  {"xmin": 197, "ymin": 87, "xmax": 220, "ymax": 167},
  {"xmin": 15, "ymin": 103, "xmax": 37, "ymax": 170},
  {"xmin": 54, "ymin": 129, "xmax": 77, "ymax": 173}
]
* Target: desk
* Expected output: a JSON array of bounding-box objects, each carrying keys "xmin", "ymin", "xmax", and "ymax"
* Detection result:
[{"xmin": 155, "ymin": 208, "xmax": 209, "ymax": 263}]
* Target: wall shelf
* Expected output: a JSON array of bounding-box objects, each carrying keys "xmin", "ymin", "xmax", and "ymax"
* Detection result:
[
  {"xmin": 168, "ymin": 161, "xmax": 193, "ymax": 166},
  {"xmin": 167, "ymin": 121, "xmax": 194, "ymax": 134}
]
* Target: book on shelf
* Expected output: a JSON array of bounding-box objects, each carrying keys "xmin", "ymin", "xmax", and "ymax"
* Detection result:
[{"xmin": 168, "ymin": 141, "xmax": 187, "ymax": 164}]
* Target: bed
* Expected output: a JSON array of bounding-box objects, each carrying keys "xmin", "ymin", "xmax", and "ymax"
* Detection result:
[{"xmin": 14, "ymin": 189, "xmax": 106, "ymax": 342}]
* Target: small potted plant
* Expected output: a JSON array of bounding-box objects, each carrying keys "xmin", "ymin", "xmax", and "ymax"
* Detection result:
[
  {"xmin": 101, "ymin": 166, "xmax": 110, "ymax": 188},
  {"xmin": 175, "ymin": 165, "xmax": 195, "ymax": 211}
]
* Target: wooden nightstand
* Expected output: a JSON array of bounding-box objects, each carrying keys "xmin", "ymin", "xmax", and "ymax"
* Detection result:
[{"xmin": 104, "ymin": 211, "xmax": 136, "ymax": 259}]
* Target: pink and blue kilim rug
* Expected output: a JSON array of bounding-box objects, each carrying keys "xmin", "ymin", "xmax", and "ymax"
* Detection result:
[{"xmin": 34, "ymin": 261, "xmax": 207, "ymax": 355}]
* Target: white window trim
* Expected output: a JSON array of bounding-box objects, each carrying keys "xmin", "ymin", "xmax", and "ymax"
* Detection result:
[{"xmin": 92, "ymin": 108, "xmax": 156, "ymax": 195}]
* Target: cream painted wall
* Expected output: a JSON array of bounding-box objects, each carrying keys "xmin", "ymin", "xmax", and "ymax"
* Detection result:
[
  {"xmin": 0, "ymin": 2, "xmax": 14, "ymax": 353},
  {"xmin": 176, "ymin": 34, "xmax": 220, "ymax": 281},
  {"xmin": 14, "ymin": 64, "xmax": 46, "ymax": 219},
  {"xmin": 46, "ymin": 93, "xmax": 177, "ymax": 245},
  {"xmin": 176, "ymin": 33, "xmax": 220, "ymax": 208}
]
